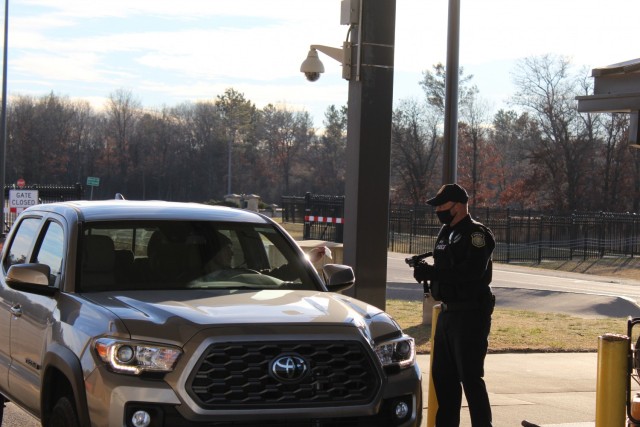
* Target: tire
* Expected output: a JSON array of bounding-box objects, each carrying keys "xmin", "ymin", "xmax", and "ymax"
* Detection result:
[{"xmin": 50, "ymin": 396, "xmax": 79, "ymax": 427}]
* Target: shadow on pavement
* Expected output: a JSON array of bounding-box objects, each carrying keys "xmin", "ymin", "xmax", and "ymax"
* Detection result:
[{"xmin": 492, "ymin": 287, "xmax": 640, "ymax": 318}]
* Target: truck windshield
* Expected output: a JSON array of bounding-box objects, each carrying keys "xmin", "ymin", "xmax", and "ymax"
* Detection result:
[{"xmin": 79, "ymin": 220, "xmax": 320, "ymax": 292}]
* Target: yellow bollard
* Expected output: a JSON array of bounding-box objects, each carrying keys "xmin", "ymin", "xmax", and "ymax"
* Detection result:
[
  {"xmin": 595, "ymin": 333, "xmax": 629, "ymax": 427},
  {"xmin": 426, "ymin": 303, "xmax": 442, "ymax": 427}
]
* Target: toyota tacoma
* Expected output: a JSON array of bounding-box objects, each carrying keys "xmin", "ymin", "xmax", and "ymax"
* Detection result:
[{"xmin": 0, "ymin": 200, "xmax": 422, "ymax": 427}]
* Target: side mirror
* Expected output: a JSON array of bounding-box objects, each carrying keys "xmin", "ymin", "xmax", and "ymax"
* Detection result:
[
  {"xmin": 6, "ymin": 263, "xmax": 57, "ymax": 296},
  {"xmin": 322, "ymin": 264, "xmax": 355, "ymax": 293}
]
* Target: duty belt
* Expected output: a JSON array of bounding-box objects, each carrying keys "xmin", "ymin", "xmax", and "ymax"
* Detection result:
[{"xmin": 441, "ymin": 294, "xmax": 495, "ymax": 312}]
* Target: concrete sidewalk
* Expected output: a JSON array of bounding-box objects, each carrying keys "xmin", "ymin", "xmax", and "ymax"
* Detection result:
[{"xmin": 417, "ymin": 352, "xmax": 613, "ymax": 427}]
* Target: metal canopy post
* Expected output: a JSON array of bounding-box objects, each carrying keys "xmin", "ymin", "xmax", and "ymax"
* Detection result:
[{"xmin": 343, "ymin": 0, "xmax": 396, "ymax": 310}]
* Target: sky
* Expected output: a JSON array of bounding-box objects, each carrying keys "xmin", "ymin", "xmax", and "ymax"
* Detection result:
[{"xmin": 5, "ymin": 0, "xmax": 640, "ymax": 129}]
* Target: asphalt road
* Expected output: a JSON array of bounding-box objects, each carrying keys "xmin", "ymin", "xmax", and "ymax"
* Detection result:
[{"xmin": 387, "ymin": 252, "xmax": 640, "ymax": 318}]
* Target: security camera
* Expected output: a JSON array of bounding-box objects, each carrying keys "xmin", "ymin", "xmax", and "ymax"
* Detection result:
[
  {"xmin": 300, "ymin": 48, "xmax": 325, "ymax": 82},
  {"xmin": 304, "ymin": 71, "xmax": 321, "ymax": 82}
]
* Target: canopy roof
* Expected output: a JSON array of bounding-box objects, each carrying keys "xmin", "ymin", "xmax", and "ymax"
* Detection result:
[
  {"xmin": 576, "ymin": 58, "xmax": 640, "ymax": 144},
  {"xmin": 576, "ymin": 58, "xmax": 640, "ymax": 113}
]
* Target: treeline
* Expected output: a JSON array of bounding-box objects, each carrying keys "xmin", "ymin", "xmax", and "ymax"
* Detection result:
[
  {"xmin": 7, "ymin": 87, "xmax": 347, "ymax": 203},
  {"xmin": 392, "ymin": 55, "xmax": 640, "ymax": 213},
  {"xmin": 6, "ymin": 54, "xmax": 640, "ymax": 212}
]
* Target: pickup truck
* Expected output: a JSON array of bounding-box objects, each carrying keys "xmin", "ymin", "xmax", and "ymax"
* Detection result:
[{"xmin": 0, "ymin": 200, "xmax": 422, "ymax": 427}]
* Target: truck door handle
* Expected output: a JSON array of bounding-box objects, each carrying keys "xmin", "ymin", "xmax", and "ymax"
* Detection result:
[{"xmin": 10, "ymin": 304, "xmax": 22, "ymax": 317}]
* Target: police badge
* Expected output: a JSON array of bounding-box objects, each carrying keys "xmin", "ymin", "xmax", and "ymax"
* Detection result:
[{"xmin": 471, "ymin": 232, "xmax": 486, "ymax": 247}]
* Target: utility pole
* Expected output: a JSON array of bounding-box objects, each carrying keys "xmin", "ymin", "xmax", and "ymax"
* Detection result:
[
  {"xmin": 442, "ymin": 0, "xmax": 460, "ymax": 184},
  {"xmin": 0, "ymin": 0, "xmax": 8, "ymax": 236}
]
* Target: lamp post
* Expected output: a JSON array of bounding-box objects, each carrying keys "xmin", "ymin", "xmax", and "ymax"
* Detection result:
[
  {"xmin": 227, "ymin": 136, "xmax": 232, "ymax": 195},
  {"xmin": 227, "ymin": 128, "xmax": 236, "ymax": 196},
  {"xmin": 443, "ymin": 0, "xmax": 460, "ymax": 184},
  {"xmin": 0, "ymin": 0, "xmax": 8, "ymax": 237}
]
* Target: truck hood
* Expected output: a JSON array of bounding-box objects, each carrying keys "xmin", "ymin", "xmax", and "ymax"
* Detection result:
[{"xmin": 84, "ymin": 290, "xmax": 402, "ymax": 344}]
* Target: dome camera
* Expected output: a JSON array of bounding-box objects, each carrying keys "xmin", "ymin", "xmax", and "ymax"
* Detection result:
[
  {"xmin": 304, "ymin": 72, "xmax": 321, "ymax": 82},
  {"xmin": 300, "ymin": 49, "xmax": 325, "ymax": 82}
]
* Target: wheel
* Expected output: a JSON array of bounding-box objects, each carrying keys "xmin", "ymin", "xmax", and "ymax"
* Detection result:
[{"xmin": 50, "ymin": 396, "xmax": 79, "ymax": 427}]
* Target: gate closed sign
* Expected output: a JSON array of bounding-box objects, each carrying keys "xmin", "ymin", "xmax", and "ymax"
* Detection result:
[{"xmin": 9, "ymin": 189, "xmax": 39, "ymax": 213}]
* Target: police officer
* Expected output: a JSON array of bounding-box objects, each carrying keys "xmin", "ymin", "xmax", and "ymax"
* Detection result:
[{"xmin": 414, "ymin": 183, "xmax": 495, "ymax": 427}]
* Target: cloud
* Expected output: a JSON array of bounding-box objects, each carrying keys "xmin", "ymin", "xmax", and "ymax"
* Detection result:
[
  {"xmin": 7, "ymin": 0, "xmax": 640, "ymax": 129},
  {"xmin": 12, "ymin": 0, "xmax": 347, "ymax": 82},
  {"xmin": 12, "ymin": 52, "xmax": 108, "ymax": 82},
  {"xmin": 460, "ymin": 0, "xmax": 640, "ymax": 67},
  {"xmin": 18, "ymin": 0, "xmax": 341, "ymax": 23}
]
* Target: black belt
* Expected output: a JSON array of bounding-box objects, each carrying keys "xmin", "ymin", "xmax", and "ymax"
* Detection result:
[{"xmin": 441, "ymin": 294, "xmax": 495, "ymax": 312}]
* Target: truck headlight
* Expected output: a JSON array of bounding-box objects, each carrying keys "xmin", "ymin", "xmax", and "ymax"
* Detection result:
[
  {"xmin": 95, "ymin": 338, "xmax": 182, "ymax": 375},
  {"xmin": 374, "ymin": 335, "xmax": 415, "ymax": 369}
]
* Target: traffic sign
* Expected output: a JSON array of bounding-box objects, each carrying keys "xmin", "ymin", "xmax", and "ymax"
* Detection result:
[
  {"xmin": 16, "ymin": 178, "xmax": 25, "ymax": 188},
  {"xmin": 87, "ymin": 176, "xmax": 100, "ymax": 187},
  {"xmin": 9, "ymin": 189, "xmax": 38, "ymax": 213}
]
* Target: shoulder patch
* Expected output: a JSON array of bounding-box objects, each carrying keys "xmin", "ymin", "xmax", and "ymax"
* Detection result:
[{"xmin": 471, "ymin": 232, "xmax": 486, "ymax": 248}]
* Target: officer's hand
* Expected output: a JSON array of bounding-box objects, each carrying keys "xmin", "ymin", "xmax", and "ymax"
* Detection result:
[{"xmin": 413, "ymin": 260, "xmax": 435, "ymax": 284}]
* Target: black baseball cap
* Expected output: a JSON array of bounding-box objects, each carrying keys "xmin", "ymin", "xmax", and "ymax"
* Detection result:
[{"xmin": 426, "ymin": 183, "xmax": 469, "ymax": 206}]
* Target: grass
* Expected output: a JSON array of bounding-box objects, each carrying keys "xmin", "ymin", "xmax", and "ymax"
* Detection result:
[
  {"xmin": 386, "ymin": 299, "xmax": 628, "ymax": 354},
  {"xmin": 278, "ymin": 221, "xmax": 304, "ymax": 240}
]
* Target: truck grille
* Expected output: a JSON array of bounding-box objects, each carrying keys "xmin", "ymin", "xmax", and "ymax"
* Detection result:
[{"xmin": 187, "ymin": 340, "xmax": 381, "ymax": 409}]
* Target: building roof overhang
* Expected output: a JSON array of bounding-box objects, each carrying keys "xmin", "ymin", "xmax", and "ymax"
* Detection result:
[
  {"xmin": 577, "ymin": 58, "xmax": 640, "ymax": 113},
  {"xmin": 576, "ymin": 58, "xmax": 640, "ymax": 144}
]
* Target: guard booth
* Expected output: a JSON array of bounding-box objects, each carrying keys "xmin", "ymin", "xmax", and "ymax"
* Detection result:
[{"xmin": 576, "ymin": 58, "xmax": 640, "ymax": 143}]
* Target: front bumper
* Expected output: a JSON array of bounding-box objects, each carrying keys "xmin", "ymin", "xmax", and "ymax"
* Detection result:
[{"xmin": 85, "ymin": 326, "xmax": 422, "ymax": 427}]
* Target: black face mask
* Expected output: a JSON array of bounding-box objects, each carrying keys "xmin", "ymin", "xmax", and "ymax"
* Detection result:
[{"xmin": 436, "ymin": 208, "xmax": 455, "ymax": 225}]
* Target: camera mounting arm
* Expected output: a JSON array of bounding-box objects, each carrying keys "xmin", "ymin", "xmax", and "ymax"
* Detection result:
[{"xmin": 300, "ymin": 42, "xmax": 352, "ymax": 81}]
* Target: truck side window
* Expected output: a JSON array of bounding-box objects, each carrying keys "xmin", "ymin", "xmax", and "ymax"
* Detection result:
[
  {"xmin": 3, "ymin": 217, "xmax": 42, "ymax": 271},
  {"xmin": 34, "ymin": 221, "xmax": 64, "ymax": 287}
]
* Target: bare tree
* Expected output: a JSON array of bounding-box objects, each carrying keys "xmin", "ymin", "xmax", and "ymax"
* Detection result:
[
  {"xmin": 458, "ymin": 94, "xmax": 494, "ymax": 206},
  {"xmin": 106, "ymin": 89, "xmax": 142, "ymax": 194},
  {"xmin": 216, "ymin": 88, "xmax": 258, "ymax": 196},
  {"xmin": 303, "ymin": 105, "xmax": 347, "ymax": 196},
  {"xmin": 390, "ymin": 98, "xmax": 441, "ymax": 204},
  {"xmin": 489, "ymin": 110, "xmax": 542, "ymax": 209},
  {"xmin": 260, "ymin": 105, "xmax": 298, "ymax": 196},
  {"xmin": 511, "ymin": 54, "xmax": 594, "ymax": 211},
  {"xmin": 183, "ymin": 101, "xmax": 227, "ymax": 200},
  {"xmin": 68, "ymin": 99, "xmax": 101, "ymax": 185},
  {"xmin": 414, "ymin": 62, "xmax": 478, "ymax": 201}
]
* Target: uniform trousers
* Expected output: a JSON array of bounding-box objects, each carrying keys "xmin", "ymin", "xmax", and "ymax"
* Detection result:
[{"xmin": 432, "ymin": 306, "xmax": 492, "ymax": 427}]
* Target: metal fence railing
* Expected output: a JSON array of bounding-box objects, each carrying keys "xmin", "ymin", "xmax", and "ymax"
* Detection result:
[
  {"xmin": 282, "ymin": 194, "xmax": 640, "ymax": 264},
  {"xmin": 281, "ymin": 193, "xmax": 345, "ymax": 243},
  {"xmin": 390, "ymin": 207, "xmax": 640, "ymax": 263}
]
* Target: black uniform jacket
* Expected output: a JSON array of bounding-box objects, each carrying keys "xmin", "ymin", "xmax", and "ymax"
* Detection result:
[{"xmin": 431, "ymin": 214, "xmax": 495, "ymax": 304}]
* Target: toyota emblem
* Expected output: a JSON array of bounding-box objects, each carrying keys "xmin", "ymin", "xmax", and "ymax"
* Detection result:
[{"xmin": 270, "ymin": 355, "xmax": 308, "ymax": 383}]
